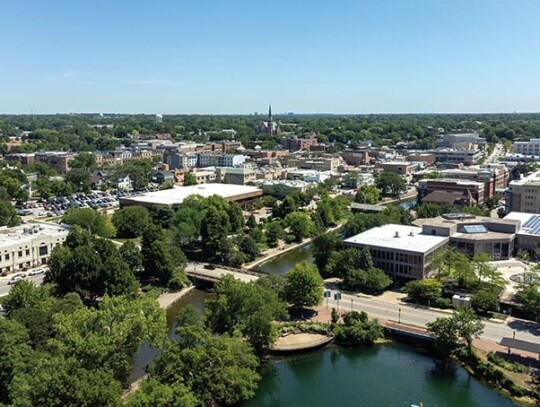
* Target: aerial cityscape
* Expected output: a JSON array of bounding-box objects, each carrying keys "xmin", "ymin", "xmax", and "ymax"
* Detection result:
[{"xmin": 1, "ymin": 1, "xmax": 540, "ymax": 406}]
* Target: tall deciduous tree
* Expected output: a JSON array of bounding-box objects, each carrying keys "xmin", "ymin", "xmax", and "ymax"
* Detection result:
[
  {"xmin": 284, "ymin": 261, "xmax": 324, "ymax": 310},
  {"xmin": 112, "ymin": 206, "xmax": 151, "ymax": 238}
]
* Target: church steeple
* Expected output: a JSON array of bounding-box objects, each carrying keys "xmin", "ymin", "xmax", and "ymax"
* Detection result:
[{"xmin": 268, "ymin": 104, "xmax": 272, "ymax": 123}]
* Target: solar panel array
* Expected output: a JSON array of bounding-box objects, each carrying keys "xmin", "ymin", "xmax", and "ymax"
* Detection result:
[
  {"xmin": 459, "ymin": 225, "xmax": 488, "ymax": 234},
  {"xmin": 523, "ymin": 215, "xmax": 540, "ymax": 235}
]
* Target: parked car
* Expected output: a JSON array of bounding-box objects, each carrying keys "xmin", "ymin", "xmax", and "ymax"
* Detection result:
[
  {"xmin": 203, "ymin": 264, "xmax": 217, "ymax": 270},
  {"xmin": 29, "ymin": 268, "xmax": 45, "ymax": 276},
  {"xmin": 13, "ymin": 273, "xmax": 27, "ymax": 279},
  {"xmin": 8, "ymin": 276, "xmax": 23, "ymax": 285}
]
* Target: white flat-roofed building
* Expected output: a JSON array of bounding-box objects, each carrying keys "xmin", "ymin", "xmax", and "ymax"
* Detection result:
[
  {"xmin": 119, "ymin": 184, "xmax": 262, "ymax": 208},
  {"xmin": 513, "ymin": 139, "xmax": 540, "ymax": 156},
  {"xmin": 0, "ymin": 223, "xmax": 70, "ymax": 274},
  {"xmin": 344, "ymin": 224, "xmax": 449, "ymax": 279}
]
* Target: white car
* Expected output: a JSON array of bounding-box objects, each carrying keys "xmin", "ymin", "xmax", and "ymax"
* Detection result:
[
  {"xmin": 7, "ymin": 276, "xmax": 23, "ymax": 285},
  {"xmin": 29, "ymin": 268, "xmax": 45, "ymax": 276}
]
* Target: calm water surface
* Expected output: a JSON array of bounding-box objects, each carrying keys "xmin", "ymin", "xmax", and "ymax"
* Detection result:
[
  {"xmin": 257, "ymin": 244, "xmax": 314, "ymax": 275},
  {"xmin": 240, "ymin": 344, "xmax": 518, "ymax": 407}
]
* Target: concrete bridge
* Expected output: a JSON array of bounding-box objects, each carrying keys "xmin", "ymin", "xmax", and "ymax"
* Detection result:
[{"xmin": 185, "ymin": 262, "xmax": 263, "ymax": 284}]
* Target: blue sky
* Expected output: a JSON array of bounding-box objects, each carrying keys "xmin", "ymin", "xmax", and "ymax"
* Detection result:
[{"xmin": 1, "ymin": 0, "xmax": 539, "ymax": 114}]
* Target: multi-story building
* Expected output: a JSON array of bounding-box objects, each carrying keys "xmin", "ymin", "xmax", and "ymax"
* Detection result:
[
  {"xmin": 513, "ymin": 139, "xmax": 540, "ymax": 156},
  {"xmin": 431, "ymin": 148, "xmax": 482, "ymax": 166},
  {"xmin": 280, "ymin": 133, "xmax": 317, "ymax": 152},
  {"xmin": 417, "ymin": 179, "xmax": 485, "ymax": 206},
  {"xmin": 406, "ymin": 152, "xmax": 436, "ymax": 167},
  {"xmin": 341, "ymin": 149, "xmax": 370, "ymax": 166},
  {"xmin": 167, "ymin": 152, "xmax": 198, "ymax": 170},
  {"xmin": 4, "ymin": 153, "xmax": 35, "ymax": 166},
  {"xmin": 0, "ymin": 223, "xmax": 70, "ymax": 274},
  {"xmin": 414, "ymin": 214, "xmax": 519, "ymax": 260},
  {"xmin": 375, "ymin": 161, "xmax": 414, "ymax": 176},
  {"xmin": 35, "ymin": 152, "xmax": 76, "ymax": 173},
  {"xmin": 504, "ymin": 212, "xmax": 540, "ymax": 255},
  {"xmin": 505, "ymin": 170, "xmax": 540, "ymax": 213},
  {"xmin": 344, "ymin": 224, "xmax": 449, "ymax": 279},
  {"xmin": 218, "ymin": 168, "xmax": 256, "ymax": 185},
  {"xmin": 198, "ymin": 153, "xmax": 245, "ymax": 168},
  {"xmin": 440, "ymin": 165, "xmax": 509, "ymax": 198},
  {"xmin": 287, "ymin": 156, "xmax": 341, "ymax": 172},
  {"xmin": 436, "ymin": 133, "xmax": 486, "ymax": 149}
]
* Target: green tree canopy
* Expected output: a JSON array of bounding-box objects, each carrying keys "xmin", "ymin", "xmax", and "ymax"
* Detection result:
[
  {"xmin": 284, "ymin": 261, "xmax": 324, "ymax": 310},
  {"xmin": 112, "ymin": 205, "xmax": 152, "ymax": 238}
]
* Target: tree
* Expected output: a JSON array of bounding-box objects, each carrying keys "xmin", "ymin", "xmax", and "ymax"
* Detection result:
[
  {"xmin": 402, "ymin": 279, "xmax": 444, "ymax": 306},
  {"xmin": 149, "ymin": 307, "xmax": 260, "ymax": 406},
  {"xmin": 239, "ymin": 235, "xmax": 260, "ymax": 262},
  {"xmin": 200, "ymin": 206, "xmax": 230, "ymax": 256},
  {"xmin": 228, "ymin": 202, "xmax": 245, "ymax": 232},
  {"xmin": 434, "ymin": 247, "xmax": 475, "ymax": 287},
  {"xmin": 515, "ymin": 286, "xmax": 540, "ymax": 321},
  {"xmin": 375, "ymin": 172, "xmax": 406, "ymax": 197},
  {"xmin": 453, "ymin": 308, "xmax": 484, "ymax": 350},
  {"xmin": 471, "ymin": 290, "xmax": 499, "ymax": 313},
  {"xmin": 70, "ymin": 152, "xmax": 97, "ymax": 172},
  {"xmin": 284, "ymin": 211, "xmax": 314, "ymax": 242},
  {"xmin": 127, "ymin": 378, "xmax": 198, "ymax": 407},
  {"xmin": 141, "ymin": 224, "xmax": 187, "ymax": 285},
  {"xmin": 312, "ymin": 232, "xmax": 342, "ymax": 275},
  {"xmin": 0, "ymin": 200, "xmax": 20, "ymax": 226},
  {"xmin": 112, "ymin": 206, "xmax": 151, "ymax": 238},
  {"xmin": 48, "ymin": 295, "xmax": 167, "ymax": 385},
  {"xmin": 416, "ymin": 203, "xmax": 443, "ymax": 219},
  {"xmin": 148, "ymin": 205, "xmax": 175, "ymax": 229},
  {"xmin": 119, "ymin": 240, "xmax": 143, "ymax": 274},
  {"xmin": 206, "ymin": 276, "xmax": 287, "ymax": 354},
  {"xmin": 160, "ymin": 179, "xmax": 175, "ymax": 190},
  {"xmin": 246, "ymin": 214, "xmax": 257, "ymax": 229},
  {"xmin": 65, "ymin": 168, "xmax": 92, "ymax": 193},
  {"xmin": 362, "ymin": 268, "xmax": 392, "ymax": 294},
  {"xmin": 427, "ymin": 316, "xmax": 459, "ymax": 357},
  {"xmin": 2, "ymin": 280, "xmax": 52, "ymax": 316},
  {"xmin": 284, "ymin": 261, "xmax": 324, "ymax": 310},
  {"xmin": 62, "ymin": 208, "xmax": 116, "ymax": 238},
  {"xmin": 183, "ymin": 172, "xmax": 197, "ymax": 186},
  {"xmin": 265, "ymin": 221, "xmax": 283, "ymax": 247},
  {"xmin": 354, "ymin": 184, "xmax": 380, "ymax": 204},
  {"xmin": 0, "ymin": 319, "xmax": 32, "ymax": 405}
]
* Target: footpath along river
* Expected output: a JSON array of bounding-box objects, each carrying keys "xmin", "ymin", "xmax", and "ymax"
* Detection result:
[{"xmin": 131, "ymin": 241, "xmax": 520, "ymax": 406}]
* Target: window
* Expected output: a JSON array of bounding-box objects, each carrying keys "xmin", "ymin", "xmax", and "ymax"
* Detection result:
[
  {"xmin": 39, "ymin": 246, "xmax": 48, "ymax": 256},
  {"xmin": 18, "ymin": 251, "xmax": 23, "ymax": 257},
  {"xmin": 5, "ymin": 254, "xmax": 9, "ymax": 261},
  {"xmin": 25, "ymin": 249, "xmax": 30, "ymax": 256}
]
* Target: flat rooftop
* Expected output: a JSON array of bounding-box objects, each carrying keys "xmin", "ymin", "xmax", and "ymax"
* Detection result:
[
  {"xmin": 0, "ymin": 223, "xmax": 69, "ymax": 246},
  {"xmin": 344, "ymin": 224, "xmax": 448, "ymax": 254},
  {"xmin": 119, "ymin": 184, "xmax": 262, "ymax": 207}
]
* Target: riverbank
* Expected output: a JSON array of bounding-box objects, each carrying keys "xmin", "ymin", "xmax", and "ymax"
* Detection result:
[
  {"xmin": 245, "ymin": 224, "xmax": 342, "ymax": 271},
  {"xmin": 156, "ymin": 285, "xmax": 196, "ymax": 309}
]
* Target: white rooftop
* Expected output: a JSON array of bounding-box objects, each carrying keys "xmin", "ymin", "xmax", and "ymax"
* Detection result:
[
  {"xmin": 0, "ymin": 223, "xmax": 69, "ymax": 247},
  {"xmin": 344, "ymin": 224, "xmax": 449, "ymax": 254},
  {"xmin": 120, "ymin": 184, "xmax": 261, "ymax": 206}
]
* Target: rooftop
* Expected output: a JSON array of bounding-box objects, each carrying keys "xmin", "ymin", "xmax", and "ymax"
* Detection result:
[
  {"xmin": 0, "ymin": 223, "xmax": 69, "ymax": 246},
  {"xmin": 119, "ymin": 184, "xmax": 262, "ymax": 206},
  {"xmin": 343, "ymin": 224, "xmax": 448, "ymax": 254}
]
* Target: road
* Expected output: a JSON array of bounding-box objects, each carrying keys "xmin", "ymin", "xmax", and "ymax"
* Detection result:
[
  {"xmin": 325, "ymin": 291, "xmax": 540, "ymax": 344},
  {"xmin": 486, "ymin": 143, "xmax": 504, "ymax": 164},
  {"xmin": 0, "ymin": 270, "xmax": 46, "ymax": 297}
]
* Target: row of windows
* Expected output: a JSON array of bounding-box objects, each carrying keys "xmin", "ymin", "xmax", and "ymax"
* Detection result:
[
  {"xmin": 370, "ymin": 249, "xmax": 422, "ymax": 265},
  {"xmin": 2, "ymin": 246, "xmax": 49, "ymax": 261}
]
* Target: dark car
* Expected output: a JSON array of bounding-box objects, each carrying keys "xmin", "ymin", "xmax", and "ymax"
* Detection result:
[{"xmin": 203, "ymin": 264, "xmax": 217, "ymax": 270}]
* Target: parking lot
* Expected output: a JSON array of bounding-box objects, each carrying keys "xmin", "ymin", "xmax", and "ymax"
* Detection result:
[{"xmin": 16, "ymin": 189, "xmax": 151, "ymax": 219}]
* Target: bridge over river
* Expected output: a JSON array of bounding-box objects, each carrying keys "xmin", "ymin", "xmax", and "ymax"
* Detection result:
[{"xmin": 185, "ymin": 262, "xmax": 262, "ymax": 283}]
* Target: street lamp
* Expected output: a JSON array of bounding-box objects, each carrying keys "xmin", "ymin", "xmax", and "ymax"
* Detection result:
[
  {"xmin": 350, "ymin": 298, "xmax": 353, "ymax": 312},
  {"xmin": 398, "ymin": 308, "xmax": 401, "ymax": 324}
]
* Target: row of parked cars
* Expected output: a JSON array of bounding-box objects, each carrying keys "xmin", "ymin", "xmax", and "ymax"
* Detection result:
[
  {"xmin": 16, "ymin": 188, "xmax": 155, "ymax": 218},
  {"xmin": 6, "ymin": 268, "xmax": 45, "ymax": 284}
]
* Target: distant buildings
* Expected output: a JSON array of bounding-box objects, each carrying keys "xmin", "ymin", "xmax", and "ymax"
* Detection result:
[
  {"xmin": 256, "ymin": 105, "xmax": 281, "ymax": 135},
  {"xmin": 430, "ymin": 148, "xmax": 483, "ymax": 167},
  {"xmin": 35, "ymin": 152, "xmax": 77, "ymax": 173},
  {"xmin": 280, "ymin": 133, "xmax": 317, "ymax": 152},
  {"xmin": 439, "ymin": 165, "xmax": 508, "ymax": 199},
  {"xmin": 512, "ymin": 139, "xmax": 540, "ymax": 156},
  {"xmin": 436, "ymin": 133, "xmax": 486, "ymax": 149},
  {"xmin": 287, "ymin": 155, "xmax": 342, "ymax": 172},
  {"xmin": 417, "ymin": 179, "xmax": 485, "ymax": 206}
]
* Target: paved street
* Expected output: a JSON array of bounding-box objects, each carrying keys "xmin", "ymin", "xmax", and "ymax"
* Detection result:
[
  {"xmin": 325, "ymin": 291, "xmax": 540, "ymax": 344},
  {"xmin": 0, "ymin": 270, "xmax": 46, "ymax": 297}
]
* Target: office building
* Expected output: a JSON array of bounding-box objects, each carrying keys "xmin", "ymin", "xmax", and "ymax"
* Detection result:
[
  {"xmin": 513, "ymin": 139, "xmax": 540, "ymax": 156},
  {"xmin": 506, "ymin": 170, "xmax": 540, "ymax": 213}
]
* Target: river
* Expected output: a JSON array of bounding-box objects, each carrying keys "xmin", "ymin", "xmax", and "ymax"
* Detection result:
[
  {"xmin": 131, "ymin": 241, "xmax": 520, "ymax": 406},
  {"xmin": 240, "ymin": 344, "xmax": 518, "ymax": 407},
  {"xmin": 256, "ymin": 244, "xmax": 314, "ymax": 275}
]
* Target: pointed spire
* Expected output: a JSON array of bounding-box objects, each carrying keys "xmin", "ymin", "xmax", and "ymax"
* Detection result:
[{"xmin": 268, "ymin": 104, "xmax": 272, "ymax": 121}]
